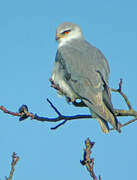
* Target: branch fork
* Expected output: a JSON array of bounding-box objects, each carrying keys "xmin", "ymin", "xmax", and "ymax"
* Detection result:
[{"xmin": 0, "ymin": 79, "xmax": 137, "ymax": 131}]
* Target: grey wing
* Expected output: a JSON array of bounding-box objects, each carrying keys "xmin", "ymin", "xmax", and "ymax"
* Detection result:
[
  {"xmin": 70, "ymin": 72, "xmax": 118, "ymax": 131},
  {"xmin": 58, "ymin": 44, "xmax": 120, "ymax": 133}
]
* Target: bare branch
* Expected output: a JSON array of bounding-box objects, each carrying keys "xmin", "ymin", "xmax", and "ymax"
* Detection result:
[
  {"xmin": 111, "ymin": 79, "xmax": 134, "ymax": 111},
  {"xmin": 47, "ymin": 98, "xmax": 62, "ymax": 116},
  {"xmin": 51, "ymin": 120, "xmax": 67, "ymax": 130},
  {"xmin": 114, "ymin": 109, "xmax": 137, "ymax": 117},
  {"xmin": 0, "ymin": 103, "xmax": 92, "ymax": 124},
  {"xmin": 110, "ymin": 116, "xmax": 137, "ymax": 131},
  {"xmin": 5, "ymin": 152, "xmax": 19, "ymax": 180},
  {"xmin": 0, "ymin": 100, "xmax": 137, "ymax": 131},
  {"xmin": 0, "ymin": 80, "xmax": 137, "ymax": 131},
  {"xmin": 0, "ymin": 106, "xmax": 22, "ymax": 117},
  {"xmin": 80, "ymin": 138, "xmax": 100, "ymax": 180}
]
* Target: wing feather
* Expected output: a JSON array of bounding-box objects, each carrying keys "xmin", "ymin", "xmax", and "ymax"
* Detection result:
[{"xmin": 55, "ymin": 40, "xmax": 120, "ymax": 132}]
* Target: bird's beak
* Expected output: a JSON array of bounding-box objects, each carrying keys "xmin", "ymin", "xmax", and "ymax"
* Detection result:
[{"xmin": 56, "ymin": 33, "xmax": 65, "ymax": 41}]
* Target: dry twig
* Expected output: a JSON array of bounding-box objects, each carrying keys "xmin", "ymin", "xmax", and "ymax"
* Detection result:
[
  {"xmin": 80, "ymin": 138, "xmax": 101, "ymax": 180},
  {"xmin": 5, "ymin": 152, "xmax": 19, "ymax": 180},
  {"xmin": 111, "ymin": 79, "xmax": 133, "ymax": 111}
]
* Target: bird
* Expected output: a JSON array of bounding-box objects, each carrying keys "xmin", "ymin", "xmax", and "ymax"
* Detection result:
[{"xmin": 50, "ymin": 22, "xmax": 121, "ymax": 133}]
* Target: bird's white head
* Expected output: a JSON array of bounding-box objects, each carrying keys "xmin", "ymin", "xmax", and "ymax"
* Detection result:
[{"xmin": 56, "ymin": 22, "xmax": 83, "ymax": 48}]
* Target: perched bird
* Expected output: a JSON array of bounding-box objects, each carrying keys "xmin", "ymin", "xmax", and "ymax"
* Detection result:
[{"xmin": 50, "ymin": 22, "xmax": 121, "ymax": 133}]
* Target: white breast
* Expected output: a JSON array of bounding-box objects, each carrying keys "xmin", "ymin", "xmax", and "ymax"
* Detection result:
[{"xmin": 51, "ymin": 62, "xmax": 77, "ymax": 101}]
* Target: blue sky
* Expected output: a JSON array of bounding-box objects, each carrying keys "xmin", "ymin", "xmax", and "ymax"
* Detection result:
[{"xmin": 0, "ymin": 0, "xmax": 137, "ymax": 179}]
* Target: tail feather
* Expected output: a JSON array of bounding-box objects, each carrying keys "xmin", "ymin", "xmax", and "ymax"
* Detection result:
[
  {"xmin": 97, "ymin": 118, "xmax": 109, "ymax": 133},
  {"xmin": 84, "ymin": 98, "xmax": 121, "ymax": 133},
  {"xmin": 101, "ymin": 102, "xmax": 121, "ymax": 132}
]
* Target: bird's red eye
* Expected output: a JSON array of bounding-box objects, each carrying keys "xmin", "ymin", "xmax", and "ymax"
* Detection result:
[
  {"xmin": 61, "ymin": 29, "xmax": 71, "ymax": 35},
  {"xmin": 64, "ymin": 31, "xmax": 69, "ymax": 34}
]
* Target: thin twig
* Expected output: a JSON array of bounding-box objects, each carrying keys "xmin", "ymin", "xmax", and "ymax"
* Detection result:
[
  {"xmin": 5, "ymin": 152, "xmax": 19, "ymax": 180},
  {"xmin": 111, "ymin": 79, "xmax": 133, "ymax": 111},
  {"xmin": 50, "ymin": 120, "xmax": 67, "ymax": 130},
  {"xmin": 47, "ymin": 98, "xmax": 62, "ymax": 116},
  {"xmin": 110, "ymin": 117, "xmax": 137, "ymax": 131},
  {"xmin": 0, "ymin": 106, "xmax": 22, "ymax": 117},
  {"xmin": 80, "ymin": 138, "xmax": 100, "ymax": 180},
  {"xmin": 114, "ymin": 109, "xmax": 137, "ymax": 116}
]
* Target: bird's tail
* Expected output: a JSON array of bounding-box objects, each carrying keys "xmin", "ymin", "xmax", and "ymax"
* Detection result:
[
  {"xmin": 99, "ymin": 102, "xmax": 121, "ymax": 133},
  {"xmin": 87, "ymin": 100, "xmax": 121, "ymax": 133},
  {"xmin": 95, "ymin": 104, "xmax": 121, "ymax": 133},
  {"xmin": 96, "ymin": 117, "xmax": 121, "ymax": 133},
  {"xmin": 96, "ymin": 118, "xmax": 110, "ymax": 133}
]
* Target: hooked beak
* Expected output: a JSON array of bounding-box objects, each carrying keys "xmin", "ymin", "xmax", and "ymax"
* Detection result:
[{"xmin": 56, "ymin": 33, "xmax": 65, "ymax": 41}]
